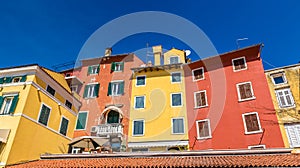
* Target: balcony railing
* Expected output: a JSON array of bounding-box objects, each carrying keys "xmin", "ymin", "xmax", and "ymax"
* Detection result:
[{"xmin": 91, "ymin": 123, "xmax": 123, "ymax": 136}]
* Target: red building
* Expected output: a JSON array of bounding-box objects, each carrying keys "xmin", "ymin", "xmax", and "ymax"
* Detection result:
[
  {"xmin": 183, "ymin": 44, "xmax": 285, "ymax": 150},
  {"xmin": 62, "ymin": 49, "xmax": 143, "ymax": 152}
]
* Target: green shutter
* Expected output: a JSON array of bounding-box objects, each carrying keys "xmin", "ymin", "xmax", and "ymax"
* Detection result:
[
  {"xmin": 0, "ymin": 78, "xmax": 4, "ymax": 84},
  {"xmin": 76, "ymin": 112, "xmax": 87, "ymax": 129},
  {"xmin": 87, "ymin": 66, "xmax": 92, "ymax": 75},
  {"xmin": 9, "ymin": 95, "xmax": 19, "ymax": 113},
  {"xmin": 94, "ymin": 84, "xmax": 100, "ymax": 97},
  {"xmin": 121, "ymin": 62, "xmax": 124, "ymax": 71},
  {"xmin": 111, "ymin": 62, "xmax": 116, "ymax": 72},
  {"xmin": 120, "ymin": 81, "xmax": 124, "ymax": 94},
  {"xmin": 97, "ymin": 65, "xmax": 100, "ymax": 74},
  {"xmin": 107, "ymin": 82, "xmax": 112, "ymax": 95},
  {"xmin": 83, "ymin": 85, "xmax": 88, "ymax": 98},
  {"xmin": 0, "ymin": 96, "xmax": 4, "ymax": 110},
  {"xmin": 4, "ymin": 77, "xmax": 12, "ymax": 83},
  {"xmin": 20, "ymin": 75, "xmax": 27, "ymax": 82}
]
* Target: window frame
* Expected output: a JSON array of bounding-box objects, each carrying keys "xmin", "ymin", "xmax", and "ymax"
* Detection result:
[
  {"xmin": 59, "ymin": 116, "xmax": 69, "ymax": 136},
  {"xmin": 113, "ymin": 62, "xmax": 124, "ymax": 72},
  {"xmin": 37, "ymin": 103, "xmax": 52, "ymax": 126},
  {"xmin": 171, "ymin": 117, "xmax": 185, "ymax": 134},
  {"xmin": 284, "ymin": 123, "xmax": 300, "ymax": 148},
  {"xmin": 270, "ymin": 72, "xmax": 287, "ymax": 85},
  {"xmin": 70, "ymin": 84, "xmax": 78, "ymax": 92},
  {"xmin": 88, "ymin": 64, "xmax": 100, "ymax": 75},
  {"xmin": 170, "ymin": 92, "xmax": 183, "ymax": 107},
  {"xmin": 192, "ymin": 67, "xmax": 205, "ymax": 81},
  {"xmin": 275, "ymin": 88, "xmax": 295, "ymax": 108},
  {"xmin": 236, "ymin": 81, "xmax": 255, "ymax": 102},
  {"xmin": 83, "ymin": 83, "xmax": 99, "ymax": 98},
  {"xmin": 232, "ymin": 56, "xmax": 247, "ymax": 72},
  {"xmin": 134, "ymin": 96, "xmax": 145, "ymax": 109},
  {"xmin": 75, "ymin": 111, "xmax": 88, "ymax": 130},
  {"xmin": 65, "ymin": 100, "xmax": 72, "ymax": 109},
  {"xmin": 194, "ymin": 90, "xmax": 208, "ymax": 108},
  {"xmin": 169, "ymin": 56, "xmax": 180, "ymax": 64},
  {"xmin": 242, "ymin": 112, "xmax": 263, "ymax": 135},
  {"xmin": 110, "ymin": 80, "xmax": 124, "ymax": 96},
  {"xmin": 171, "ymin": 72, "xmax": 182, "ymax": 84},
  {"xmin": 248, "ymin": 144, "xmax": 266, "ymax": 149},
  {"xmin": 136, "ymin": 75, "xmax": 146, "ymax": 87},
  {"xmin": 196, "ymin": 119, "xmax": 212, "ymax": 139},
  {"xmin": 0, "ymin": 96, "xmax": 14, "ymax": 115},
  {"xmin": 132, "ymin": 119, "xmax": 145, "ymax": 136},
  {"xmin": 46, "ymin": 85, "xmax": 56, "ymax": 96}
]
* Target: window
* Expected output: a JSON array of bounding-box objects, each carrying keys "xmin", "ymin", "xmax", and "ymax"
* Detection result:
[
  {"xmin": 83, "ymin": 83, "xmax": 99, "ymax": 98},
  {"xmin": 242, "ymin": 112, "xmax": 262, "ymax": 134},
  {"xmin": 46, "ymin": 85, "xmax": 55, "ymax": 96},
  {"xmin": 271, "ymin": 72, "xmax": 287, "ymax": 85},
  {"xmin": 70, "ymin": 85, "xmax": 78, "ymax": 92},
  {"xmin": 59, "ymin": 117, "xmax": 69, "ymax": 136},
  {"xmin": 133, "ymin": 120, "xmax": 144, "ymax": 136},
  {"xmin": 172, "ymin": 118, "xmax": 184, "ymax": 134},
  {"xmin": 194, "ymin": 90, "xmax": 208, "ymax": 108},
  {"xmin": 237, "ymin": 82, "xmax": 255, "ymax": 101},
  {"xmin": 192, "ymin": 67, "xmax": 204, "ymax": 81},
  {"xmin": 171, "ymin": 93, "xmax": 182, "ymax": 107},
  {"xmin": 38, "ymin": 104, "xmax": 51, "ymax": 126},
  {"xmin": 87, "ymin": 65, "xmax": 100, "ymax": 75},
  {"xmin": 76, "ymin": 112, "xmax": 88, "ymax": 130},
  {"xmin": 284, "ymin": 124, "xmax": 300, "ymax": 148},
  {"xmin": 111, "ymin": 62, "xmax": 124, "ymax": 72},
  {"xmin": 65, "ymin": 100, "xmax": 72, "ymax": 109},
  {"xmin": 170, "ymin": 56, "xmax": 179, "ymax": 64},
  {"xmin": 196, "ymin": 119, "xmax": 211, "ymax": 139},
  {"xmin": 134, "ymin": 96, "xmax": 145, "ymax": 109},
  {"xmin": 232, "ymin": 57, "xmax": 247, "ymax": 71},
  {"xmin": 275, "ymin": 88, "xmax": 295, "ymax": 108},
  {"xmin": 0, "ymin": 94, "xmax": 19, "ymax": 115},
  {"xmin": 136, "ymin": 76, "xmax": 146, "ymax": 86},
  {"xmin": 0, "ymin": 75, "xmax": 26, "ymax": 84},
  {"xmin": 171, "ymin": 72, "xmax": 181, "ymax": 83},
  {"xmin": 108, "ymin": 81, "xmax": 124, "ymax": 96}
]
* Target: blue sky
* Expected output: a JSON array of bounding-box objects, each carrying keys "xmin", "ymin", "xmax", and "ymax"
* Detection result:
[{"xmin": 0, "ymin": 1, "xmax": 299, "ymax": 71}]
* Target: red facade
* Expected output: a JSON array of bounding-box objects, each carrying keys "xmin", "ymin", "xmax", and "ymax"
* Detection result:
[{"xmin": 184, "ymin": 44, "xmax": 285, "ymax": 150}]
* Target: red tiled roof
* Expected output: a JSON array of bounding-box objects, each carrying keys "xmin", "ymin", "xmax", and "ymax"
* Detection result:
[{"xmin": 8, "ymin": 153, "xmax": 300, "ymax": 168}]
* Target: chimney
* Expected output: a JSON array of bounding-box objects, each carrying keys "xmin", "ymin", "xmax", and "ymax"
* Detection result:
[
  {"xmin": 152, "ymin": 45, "xmax": 162, "ymax": 66},
  {"xmin": 105, "ymin": 48, "xmax": 112, "ymax": 56}
]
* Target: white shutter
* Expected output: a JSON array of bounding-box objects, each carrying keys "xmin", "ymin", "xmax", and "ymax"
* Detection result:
[{"xmin": 285, "ymin": 125, "xmax": 300, "ymax": 148}]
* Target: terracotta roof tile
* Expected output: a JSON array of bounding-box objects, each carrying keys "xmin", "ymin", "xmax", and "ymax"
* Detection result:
[{"xmin": 7, "ymin": 153, "xmax": 300, "ymax": 168}]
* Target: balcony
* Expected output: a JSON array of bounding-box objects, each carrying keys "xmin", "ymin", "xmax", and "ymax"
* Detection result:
[{"xmin": 91, "ymin": 123, "xmax": 123, "ymax": 137}]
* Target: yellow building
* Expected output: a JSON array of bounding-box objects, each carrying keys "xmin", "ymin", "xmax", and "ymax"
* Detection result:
[
  {"xmin": 265, "ymin": 63, "xmax": 300, "ymax": 149},
  {"xmin": 128, "ymin": 46, "xmax": 189, "ymax": 152},
  {"xmin": 0, "ymin": 64, "xmax": 81, "ymax": 166}
]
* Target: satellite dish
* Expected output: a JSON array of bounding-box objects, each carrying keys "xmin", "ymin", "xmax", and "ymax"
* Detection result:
[{"xmin": 185, "ymin": 50, "xmax": 191, "ymax": 56}]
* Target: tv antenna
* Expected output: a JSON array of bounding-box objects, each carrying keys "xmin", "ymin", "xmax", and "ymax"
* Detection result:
[{"xmin": 236, "ymin": 38, "xmax": 248, "ymax": 48}]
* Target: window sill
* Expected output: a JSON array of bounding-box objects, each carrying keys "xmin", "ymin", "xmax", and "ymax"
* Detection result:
[
  {"xmin": 171, "ymin": 105, "xmax": 183, "ymax": 108},
  {"xmin": 172, "ymin": 132, "xmax": 185, "ymax": 135},
  {"xmin": 244, "ymin": 130, "xmax": 263, "ymax": 135},
  {"xmin": 233, "ymin": 68, "xmax": 247, "ymax": 72},
  {"xmin": 238, "ymin": 97, "xmax": 256, "ymax": 102},
  {"xmin": 194, "ymin": 105, "xmax": 208, "ymax": 109},
  {"xmin": 197, "ymin": 136, "xmax": 212, "ymax": 140},
  {"xmin": 193, "ymin": 78, "xmax": 205, "ymax": 82},
  {"xmin": 278, "ymin": 104, "xmax": 296, "ymax": 109},
  {"xmin": 132, "ymin": 134, "xmax": 144, "ymax": 137}
]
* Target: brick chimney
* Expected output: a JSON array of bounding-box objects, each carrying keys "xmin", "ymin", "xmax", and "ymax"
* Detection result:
[{"xmin": 105, "ymin": 48, "xmax": 112, "ymax": 56}]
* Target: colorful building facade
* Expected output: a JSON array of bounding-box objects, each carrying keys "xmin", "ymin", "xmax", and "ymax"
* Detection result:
[
  {"xmin": 265, "ymin": 63, "xmax": 300, "ymax": 149},
  {"xmin": 184, "ymin": 44, "xmax": 285, "ymax": 150},
  {"xmin": 62, "ymin": 50, "xmax": 144, "ymax": 152},
  {"xmin": 0, "ymin": 64, "xmax": 81, "ymax": 166},
  {"xmin": 127, "ymin": 46, "xmax": 189, "ymax": 152}
]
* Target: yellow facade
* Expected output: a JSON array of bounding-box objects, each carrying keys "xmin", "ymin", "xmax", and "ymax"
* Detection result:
[
  {"xmin": 0, "ymin": 65, "xmax": 81, "ymax": 166},
  {"xmin": 265, "ymin": 64, "xmax": 300, "ymax": 150},
  {"xmin": 128, "ymin": 47, "xmax": 189, "ymax": 151}
]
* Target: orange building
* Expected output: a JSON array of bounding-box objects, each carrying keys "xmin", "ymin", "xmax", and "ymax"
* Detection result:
[
  {"xmin": 184, "ymin": 44, "xmax": 285, "ymax": 150},
  {"xmin": 62, "ymin": 49, "xmax": 143, "ymax": 152}
]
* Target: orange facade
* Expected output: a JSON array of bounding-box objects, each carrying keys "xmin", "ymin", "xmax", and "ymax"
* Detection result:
[{"xmin": 184, "ymin": 45, "xmax": 285, "ymax": 150}]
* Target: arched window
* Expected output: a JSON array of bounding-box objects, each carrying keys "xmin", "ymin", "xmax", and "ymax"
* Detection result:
[{"xmin": 107, "ymin": 110, "xmax": 119, "ymax": 124}]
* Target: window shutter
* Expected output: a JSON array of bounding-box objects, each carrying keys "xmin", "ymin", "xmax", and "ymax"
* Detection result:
[
  {"xmin": 121, "ymin": 62, "xmax": 124, "ymax": 71},
  {"xmin": 9, "ymin": 95, "xmax": 19, "ymax": 113},
  {"xmin": 97, "ymin": 65, "xmax": 100, "ymax": 74},
  {"xmin": 111, "ymin": 62, "xmax": 116, "ymax": 72},
  {"xmin": 20, "ymin": 75, "xmax": 27, "ymax": 82},
  {"xmin": 0, "ymin": 78, "xmax": 4, "ymax": 84},
  {"xmin": 83, "ymin": 86, "xmax": 88, "ymax": 98},
  {"xmin": 87, "ymin": 66, "xmax": 92, "ymax": 75},
  {"xmin": 245, "ymin": 83, "xmax": 252, "ymax": 98},
  {"xmin": 0, "ymin": 96, "xmax": 4, "ymax": 109},
  {"xmin": 286, "ymin": 125, "xmax": 300, "ymax": 147},
  {"xmin": 94, "ymin": 84, "xmax": 100, "ymax": 97},
  {"xmin": 107, "ymin": 82, "xmax": 112, "ymax": 95},
  {"xmin": 4, "ymin": 77, "xmax": 12, "ymax": 83},
  {"xmin": 119, "ymin": 81, "xmax": 124, "ymax": 94},
  {"xmin": 239, "ymin": 85, "xmax": 246, "ymax": 99}
]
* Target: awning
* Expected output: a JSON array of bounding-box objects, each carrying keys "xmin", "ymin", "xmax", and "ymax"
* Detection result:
[
  {"xmin": 69, "ymin": 136, "xmax": 109, "ymax": 149},
  {"xmin": 128, "ymin": 140, "xmax": 189, "ymax": 148},
  {"xmin": 0, "ymin": 129, "xmax": 10, "ymax": 143}
]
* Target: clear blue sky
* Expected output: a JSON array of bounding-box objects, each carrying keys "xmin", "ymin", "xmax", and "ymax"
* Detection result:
[{"xmin": 0, "ymin": 1, "xmax": 299, "ymax": 70}]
